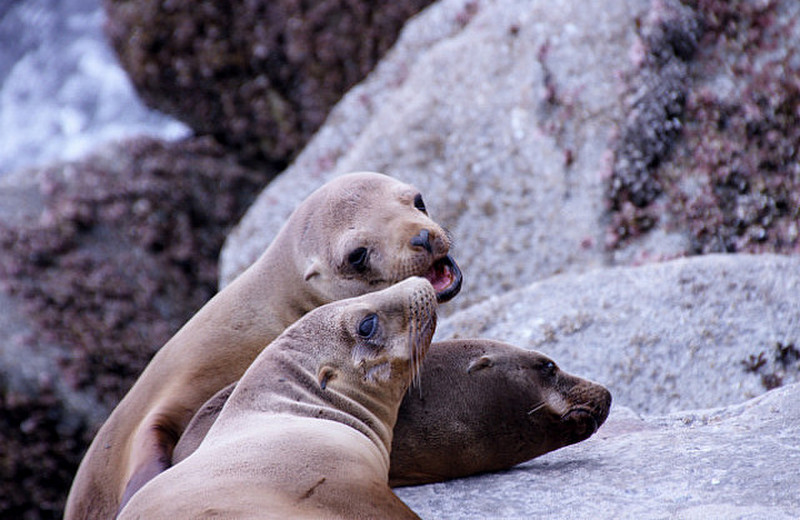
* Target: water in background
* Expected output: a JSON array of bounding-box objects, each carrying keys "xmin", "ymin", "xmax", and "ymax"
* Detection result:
[{"xmin": 0, "ymin": 0, "xmax": 189, "ymax": 177}]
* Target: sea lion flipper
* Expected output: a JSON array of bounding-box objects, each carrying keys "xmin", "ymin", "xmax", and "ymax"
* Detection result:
[{"xmin": 119, "ymin": 414, "xmax": 180, "ymax": 512}]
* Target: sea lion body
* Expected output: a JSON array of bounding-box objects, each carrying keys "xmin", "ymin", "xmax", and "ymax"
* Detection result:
[
  {"xmin": 118, "ymin": 277, "xmax": 436, "ymax": 519},
  {"xmin": 65, "ymin": 172, "xmax": 461, "ymax": 519},
  {"xmin": 174, "ymin": 338, "xmax": 612, "ymax": 486}
]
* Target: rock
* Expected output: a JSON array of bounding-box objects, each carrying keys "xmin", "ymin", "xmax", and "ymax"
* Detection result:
[
  {"xmin": 397, "ymin": 383, "xmax": 800, "ymax": 519},
  {"xmin": 220, "ymin": 0, "xmax": 661, "ymax": 311},
  {"xmin": 394, "ymin": 253, "xmax": 800, "ymax": 518},
  {"xmin": 609, "ymin": 0, "xmax": 800, "ymax": 257},
  {"xmin": 436, "ymin": 253, "xmax": 800, "ymax": 414},
  {"xmin": 221, "ymin": 0, "xmax": 800, "ymax": 314},
  {"xmin": 0, "ymin": 0, "xmax": 188, "ymax": 177},
  {"xmin": 0, "ymin": 136, "xmax": 265, "ymax": 407},
  {"xmin": 0, "ymin": 136, "xmax": 264, "ymax": 517},
  {"xmin": 103, "ymin": 0, "xmax": 436, "ymax": 164}
]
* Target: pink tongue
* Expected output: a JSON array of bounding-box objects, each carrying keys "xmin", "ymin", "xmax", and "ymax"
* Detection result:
[{"xmin": 426, "ymin": 262, "xmax": 453, "ymax": 292}]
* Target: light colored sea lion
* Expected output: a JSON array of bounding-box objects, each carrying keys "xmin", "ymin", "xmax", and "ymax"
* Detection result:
[
  {"xmin": 118, "ymin": 277, "xmax": 437, "ymax": 520},
  {"xmin": 389, "ymin": 338, "xmax": 612, "ymax": 486},
  {"xmin": 65, "ymin": 172, "xmax": 461, "ymax": 519},
  {"xmin": 174, "ymin": 339, "xmax": 612, "ymax": 486}
]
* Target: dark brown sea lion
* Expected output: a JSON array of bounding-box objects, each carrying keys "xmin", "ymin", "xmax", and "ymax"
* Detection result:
[{"xmin": 389, "ymin": 338, "xmax": 612, "ymax": 486}]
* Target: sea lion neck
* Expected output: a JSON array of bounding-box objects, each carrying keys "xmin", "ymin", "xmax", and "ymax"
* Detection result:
[{"xmin": 234, "ymin": 339, "xmax": 395, "ymax": 469}]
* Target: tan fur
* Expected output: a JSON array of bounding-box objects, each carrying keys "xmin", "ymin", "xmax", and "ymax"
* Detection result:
[
  {"xmin": 118, "ymin": 278, "xmax": 436, "ymax": 520},
  {"xmin": 65, "ymin": 172, "xmax": 460, "ymax": 519}
]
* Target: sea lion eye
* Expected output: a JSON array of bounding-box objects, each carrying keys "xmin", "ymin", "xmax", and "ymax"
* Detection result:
[
  {"xmin": 357, "ymin": 313, "xmax": 378, "ymax": 339},
  {"xmin": 413, "ymin": 194, "xmax": 427, "ymax": 214},
  {"xmin": 541, "ymin": 361, "xmax": 556, "ymax": 378},
  {"xmin": 348, "ymin": 247, "xmax": 369, "ymax": 272}
]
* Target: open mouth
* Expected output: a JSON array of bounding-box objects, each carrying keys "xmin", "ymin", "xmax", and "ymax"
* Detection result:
[{"xmin": 424, "ymin": 254, "xmax": 463, "ymax": 303}]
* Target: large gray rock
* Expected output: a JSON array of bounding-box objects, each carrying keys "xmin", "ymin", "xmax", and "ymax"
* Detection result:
[
  {"xmin": 221, "ymin": 0, "xmax": 800, "ymax": 315},
  {"xmin": 436, "ymin": 253, "xmax": 800, "ymax": 415},
  {"xmin": 220, "ymin": 0, "xmax": 656, "ymax": 311},
  {"xmin": 395, "ymin": 253, "xmax": 800, "ymax": 518},
  {"xmin": 397, "ymin": 383, "xmax": 800, "ymax": 519}
]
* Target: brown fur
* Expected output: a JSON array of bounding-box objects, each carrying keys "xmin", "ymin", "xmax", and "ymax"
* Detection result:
[
  {"xmin": 118, "ymin": 278, "xmax": 436, "ymax": 519},
  {"xmin": 175, "ymin": 339, "xmax": 612, "ymax": 486},
  {"xmin": 65, "ymin": 172, "xmax": 460, "ymax": 519},
  {"xmin": 390, "ymin": 339, "xmax": 612, "ymax": 486}
]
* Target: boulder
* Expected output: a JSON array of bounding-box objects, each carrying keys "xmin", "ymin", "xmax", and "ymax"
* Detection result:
[
  {"xmin": 221, "ymin": 0, "xmax": 800, "ymax": 315},
  {"xmin": 103, "ymin": 0, "xmax": 436, "ymax": 164},
  {"xmin": 435, "ymin": 253, "xmax": 800, "ymax": 415},
  {"xmin": 0, "ymin": 137, "xmax": 264, "ymax": 518},
  {"xmin": 393, "ymin": 253, "xmax": 800, "ymax": 518},
  {"xmin": 398, "ymin": 383, "xmax": 800, "ymax": 519},
  {"xmin": 220, "ymin": 0, "xmax": 678, "ymax": 311}
]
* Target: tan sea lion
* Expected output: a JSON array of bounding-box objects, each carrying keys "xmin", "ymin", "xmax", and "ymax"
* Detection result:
[
  {"xmin": 118, "ymin": 277, "xmax": 437, "ymax": 520},
  {"xmin": 65, "ymin": 172, "xmax": 462, "ymax": 519},
  {"xmin": 174, "ymin": 339, "xmax": 612, "ymax": 486}
]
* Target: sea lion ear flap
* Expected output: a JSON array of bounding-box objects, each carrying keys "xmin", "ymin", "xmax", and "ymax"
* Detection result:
[
  {"xmin": 304, "ymin": 258, "xmax": 322, "ymax": 281},
  {"xmin": 318, "ymin": 367, "xmax": 336, "ymax": 390},
  {"xmin": 467, "ymin": 355, "xmax": 494, "ymax": 374}
]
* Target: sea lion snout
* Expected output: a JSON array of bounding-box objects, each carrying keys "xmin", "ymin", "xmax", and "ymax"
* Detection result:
[
  {"xmin": 410, "ymin": 228, "xmax": 433, "ymax": 253},
  {"xmin": 559, "ymin": 381, "xmax": 612, "ymax": 443}
]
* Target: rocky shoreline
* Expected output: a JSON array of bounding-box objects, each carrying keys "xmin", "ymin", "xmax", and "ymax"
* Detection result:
[{"xmin": 1, "ymin": 0, "xmax": 798, "ymax": 518}]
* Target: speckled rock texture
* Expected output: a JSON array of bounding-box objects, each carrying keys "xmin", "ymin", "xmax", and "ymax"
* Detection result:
[
  {"xmin": 103, "ymin": 0, "xmax": 436, "ymax": 164},
  {"xmin": 221, "ymin": 0, "xmax": 800, "ymax": 314},
  {"xmin": 2, "ymin": 0, "xmax": 798, "ymax": 518},
  {"xmin": 393, "ymin": 253, "xmax": 800, "ymax": 518},
  {"xmin": 0, "ymin": 137, "xmax": 263, "ymax": 405},
  {"xmin": 434, "ymin": 254, "xmax": 800, "ymax": 415},
  {"xmin": 398, "ymin": 382, "xmax": 800, "ymax": 519},
  {"xmin": 222, "ymin": 0, "xmax": 647, "ymax": 311},
  {"xmin": 610, "ymin": 0, "xmax": 800, "ymax": 258},
  {"xmin": 0, "ymin": 137, "xmax": 263, "ymax": 518}
]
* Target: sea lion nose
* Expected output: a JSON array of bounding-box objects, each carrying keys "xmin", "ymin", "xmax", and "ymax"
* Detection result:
[{"xmin": 410, "ymin": 229, "xmax": 433, "ymax": 253}]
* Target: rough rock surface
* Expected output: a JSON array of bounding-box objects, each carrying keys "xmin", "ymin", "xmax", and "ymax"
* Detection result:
[
  {"xmin": 104, "ymin": 0, "xmax": 436, "ymax": 164},
  {"xmin": 221, "ymin": 0, "xmax": 800, "ymax": 315},
  {"xmin": 1, "ymin": 0, "xmax": 798, "ymax": 518},
  {"xmin": 392, "ymin": 253, "xmax": 800, "ymax": 518},
  {"xmin": 0, "ymin": 137, "xmax": 264, "ymax": 405},
  {"xmin": 434, "ymin": 253, "xmax": 800, "ymax": 415},
  {"xmin": 221, "ymin": 0, "xmax": 646, "ymax": 311},
  {"xmin": 610, "ymin": 0, "xmax": 800, "ymax": 257},
  {"xmin": 0, "ymin": 137, "xmax": 263, "ymax": 518},
  {"xmin": 398, "ymin": 382, "xmax": 800, "ymax": 519}
]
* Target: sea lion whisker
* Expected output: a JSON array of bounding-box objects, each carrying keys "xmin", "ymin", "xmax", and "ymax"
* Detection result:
[{"xmin": 527, "ymin": 401, "xmax": 547, "ymax": 415}]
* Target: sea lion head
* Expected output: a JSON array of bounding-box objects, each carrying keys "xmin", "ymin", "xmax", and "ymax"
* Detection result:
[
  {"xmin": 312, "ymin": 276, "xmax": 438, "ymax": 410},
  {"xmin": 389, "ymin": 339, "xmax": 611, "ymax": 485},
  {"xmin": 463, "ymin": 342, "xmax": 612, "ymax": 450},
  {"xmin": 289, "ymin": 172, "xmax": 462, "ymax": 306}
]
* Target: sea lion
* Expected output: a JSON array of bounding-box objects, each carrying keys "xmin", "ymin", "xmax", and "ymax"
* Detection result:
[
  {"xmin": 174, "ymin": 338, "xmax": 612, "ymax": 486},
  {"xmin": 389, "ymin": 339, "xmax": 611, "ymax": 485},
  {"xmin": 118, "ymin": 277, "xmax": 437, "ymax": 520},
  {"xmin": 65, "ymin": 172, "xmax": 461, "ymax": 519}
]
